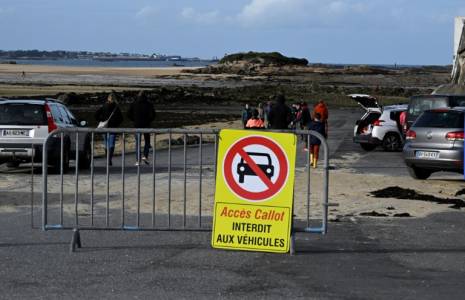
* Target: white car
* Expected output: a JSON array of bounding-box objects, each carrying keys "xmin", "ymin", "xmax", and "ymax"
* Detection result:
[
  {"xmin": 0, "ymin": 98, "xmax": 91, "ymax": 172},
  {"xmin": 350, "ymin": 94, "xmax": 407, "ymax": 151}
]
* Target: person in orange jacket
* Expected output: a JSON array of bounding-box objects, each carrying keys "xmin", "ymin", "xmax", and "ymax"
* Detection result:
[
  {"xmin": 246, "ymin": 109, "xmax": 265, "ymax": 129},
  {"xmin": 313, "ymin": 100, "xmax": 328, "ymax": 137}
]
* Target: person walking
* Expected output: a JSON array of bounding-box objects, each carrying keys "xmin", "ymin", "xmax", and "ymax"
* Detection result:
[
  {"xmin": 257, "ymin": 103, "xmax": 265, "ymax": 121},
  {"xmin": 95, "ymin": 92, "xmax": 123, "ymax": 166},
  {"xmin": 295, "ymin": 102, "xmax": 311, "ymax": 144},
  {"xmin": 127, "ymin": 91, "xmax": 155, "ymax": 166},
  {"xmin": 399, "ymin": 110, "xmax": 407, "ymax": 137},
  {"xmin": 268, "ymin": 94, "xmax": 292, "ymax": 130},
  {"xmin": 308, "ymin": 112, "xmax": 326, "ymax": 168},
  {"xmin": 245, "ymin": 109, "xmax": 265, "ymax": 129},
  {"xmin": 299, "ymin": 102, "xmax": 311, "ymax": 129},
  {"xmin": 241, "ymin": 104, "xmax": 252, "ymax": 129},
  {"xmin": 264, "ymin": 100, "xmax": 272, "ymax": 128},
  {"xmin": 313, "ymin": 100, "xmax": 329, "ymax": 137}
]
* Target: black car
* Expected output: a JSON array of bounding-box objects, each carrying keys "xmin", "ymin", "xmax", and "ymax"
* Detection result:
[{"xmin": 237, "ymin": 152, "xmax": 274, "ymax": 183}]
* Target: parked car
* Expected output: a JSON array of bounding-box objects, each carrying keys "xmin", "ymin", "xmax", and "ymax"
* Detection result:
[
  {"xmin": 405, "ymin": 94, "xmax": 465, "ymax": 131},
  {"xmin": 0, "ymin": 98, "xmax": 91, "ymax": 172},
  {"xmin": 403, "ymin": 107, "xmax": 464, "ymax": 179},
  {"xmin": 351, "ymin": 94, "xmax": 407, "ymax": 151}
]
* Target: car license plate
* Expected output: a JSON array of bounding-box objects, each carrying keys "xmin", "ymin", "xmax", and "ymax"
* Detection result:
[
  {"xmin": 415, "ymin": 151, "xmax": 438, "ymax": 159},
  {"xmin": 2, "ymin": 129, "xmax": 30, "ymax": 137}
]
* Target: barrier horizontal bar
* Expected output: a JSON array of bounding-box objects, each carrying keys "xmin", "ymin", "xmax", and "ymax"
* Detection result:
[
  {"xmin": 47, "ymin": 127, "xmax": 321, "ymax": 136},
  {"xmin": 294, "ymin": 227, "xmax": 326, "ymax": 234},
  {"xmin": 44, "ymin": 226, "xmax": 212, "ymax": 232}
]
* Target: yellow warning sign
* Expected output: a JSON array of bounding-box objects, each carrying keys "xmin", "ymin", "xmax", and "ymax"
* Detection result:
[{"xmin": 212, "ymin": 129, "xmax": 296, "ymax": 253}]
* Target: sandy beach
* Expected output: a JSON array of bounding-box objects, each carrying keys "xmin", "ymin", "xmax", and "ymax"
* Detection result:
[{"xmin": 0, "ymin": 64, "xmax": 191, "ymax": 76}]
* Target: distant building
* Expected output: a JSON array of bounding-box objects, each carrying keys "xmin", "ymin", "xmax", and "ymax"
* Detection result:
[{"xmin": 452, "ymin": 16, "xmax": 465, "ymax": 84}]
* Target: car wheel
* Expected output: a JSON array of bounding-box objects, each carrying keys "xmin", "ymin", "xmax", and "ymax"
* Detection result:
[
  {"xmin": 51, "ymin": 146, "xmax": 70, "ymax": 174},
  {"xmin": 78, "ymin": 140, "xmax": 91, "ymax": 170},
  {"xmin": 407, "ymin": 166, "xmax": 431, "ymax": 180},
  {"xmin": 360, "ymin": 143, "xmax": 376, "ymax": 151},
  {"xmin": 382, "ymin": 133, "xmax": 401, "ymax": 152}
]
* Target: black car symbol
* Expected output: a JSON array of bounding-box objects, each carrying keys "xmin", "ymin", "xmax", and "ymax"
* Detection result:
[{"xmin": 237, "ymin": 152, "xmax": 274, "ymax": 183}]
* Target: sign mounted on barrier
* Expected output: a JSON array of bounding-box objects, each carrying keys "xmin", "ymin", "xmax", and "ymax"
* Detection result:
[{"xmin": 212, "ymin": 129, "xmax": 296, "ymax": 253}]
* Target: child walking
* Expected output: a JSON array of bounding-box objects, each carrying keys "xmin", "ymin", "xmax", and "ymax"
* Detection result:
[{"xmin": 308, "ymin": 113, "xmax": 326, "ymax": 168}]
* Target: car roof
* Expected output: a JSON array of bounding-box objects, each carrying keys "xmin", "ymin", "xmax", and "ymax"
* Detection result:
[
  {"xmin": 0, "ymin": 98, "xmax": 63, "ymax": 105},
  {"xmin": 410, "ymin": 94, "xmax": 443, "ymax": 99},
  {"xmin": 427, "ymin": 107, "xmax": 465, "ymax": 113},
  {"xmin": 383, "ymin": 104, "xmax": 408, "ymax": 111},
  {"xmin": 409, "ymin": 94, "xmax": 465, "ymax": 100}
]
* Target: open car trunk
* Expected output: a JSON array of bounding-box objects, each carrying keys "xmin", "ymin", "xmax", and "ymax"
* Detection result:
[
  {"xmin": 348, "ymin": 94, "xmax": 382, "ymax": 134},
  {"xmin": 348, "ymin": 94, "xmax": 380, "ymax": 111}
]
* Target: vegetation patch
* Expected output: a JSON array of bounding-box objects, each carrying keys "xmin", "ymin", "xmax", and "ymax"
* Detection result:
[
  {"xmin": 219, "ymin": 51, "xmax": 308, "ymax": 66},
  {"xmin": 370, "ymin": 186, "xmax": 465, "ymax": 209}
]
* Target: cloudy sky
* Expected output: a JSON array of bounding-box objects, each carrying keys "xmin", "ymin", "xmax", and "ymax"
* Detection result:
[{"xmin": 1, "ymin": 0, "xmax": 464, "ymax": 65}]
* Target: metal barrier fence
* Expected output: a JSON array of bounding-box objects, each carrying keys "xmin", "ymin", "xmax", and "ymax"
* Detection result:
[
  {"xmin": 3, "ymin": 143, "xmax": 40, "ymax": 229},
  {"xmin": 41, "ymin": 128, "xmax": 330, "ymax": 254}
]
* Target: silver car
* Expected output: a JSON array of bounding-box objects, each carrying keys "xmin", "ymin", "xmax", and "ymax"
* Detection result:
[
  {"xmin": 0, "ymin": 98, "xmax": 91, "ymax": 172},
  {"xmin": 403, "ymin": 108, "xmax": 464, "ymax": 179}
]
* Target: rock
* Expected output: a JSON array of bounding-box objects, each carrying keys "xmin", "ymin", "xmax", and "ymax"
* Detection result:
[
  {"xmin": 186, "ymin": 135, "xmax": 200, "ymax": 145},
  {"xmin": 170, "ymin": 135, "xmax": 200, "ymax": 145},
  {"xmin": 359, "ymin": 211, "xmax": 388, "ymax": 217},
  {"xmin": 370, "ymin": 186, "xmax": 465, "ymax": 209},
  {"xmin": 455, "ymin": 188, "xmax": 465, "ymax": 197},
  {"xmin": 393, "ymin": 213, "xmax": 411, "ymax": 217}
]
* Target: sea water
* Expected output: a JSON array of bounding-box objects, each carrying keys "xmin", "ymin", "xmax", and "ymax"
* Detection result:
[{"xmin": 12, "ymin": 58, "xmax": 216, "ymax": 68}]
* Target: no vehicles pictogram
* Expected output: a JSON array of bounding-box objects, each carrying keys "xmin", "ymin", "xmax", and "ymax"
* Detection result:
[{"xmin": 223, "ymin": 136, "xmax": 289, "ymax": 201}]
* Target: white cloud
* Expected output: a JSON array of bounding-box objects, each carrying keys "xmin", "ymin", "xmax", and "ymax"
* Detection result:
[
  {"xmin": 136, "ymin": 6, "xmax": 158, "ymax": 19},
  {"xmin": 236, "ymin": 0, "xmax": 374, "ymax": 28},
  {"xmin": 237, "ymin": 0, "xmax": 306, "ymax": 26},
  {"xmin": 181, "ymin": 7, "xmax": 220, "ymax": 25}
]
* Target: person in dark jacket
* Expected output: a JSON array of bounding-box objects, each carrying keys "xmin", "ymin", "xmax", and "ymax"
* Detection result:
[
  {"xmin": 264, "ymin": 100, "xmax": 272, "ymax": 128},
  {"xmin": 128, "ymin": 90, "xmax": 155, "ymax": 165},
  {"xmin": 241, "ymin": 104, "xmax": 252, "ymax": 129},
  {"xmin": 294, "ymin": 102, "xmax": 311, "ymax": 142},
  {"xmin": 95, "ymin": 92, "xmax": 123, "ymax": 166},
  {"xmin": 299, "ymin": 102, "xmax": 311, "ymax": 129},
  {"xmin": 268, "ymin": 94, "xmax": 292, "ymax": 130},
  {"xmin": 308, "ymin": 112, "xmax": 326, "ymax": 168}
]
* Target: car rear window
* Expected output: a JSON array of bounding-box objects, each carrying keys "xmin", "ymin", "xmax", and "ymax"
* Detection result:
[
  {"xmin": 364, "ymin": 112, "xmax": 381, "ymax": 123},
  {"xmin": 414, "ymin": 110, "xmax": 464, "ymax": 128},
  {"xmin": 408, "ymin": 97, "xmax": 448, "ymax": 118},
  {"xmin": 0, "ymin": 103, "xmax": 47, "ymax": 125},
  {"xmin": 449, "ymin": 96, "xmax": 465, "ymax": 107}
]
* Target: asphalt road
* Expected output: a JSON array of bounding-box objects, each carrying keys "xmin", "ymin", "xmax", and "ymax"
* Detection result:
[
  {"xmin": 1, "ymin": 208, "xmax": 465, "ymax": 299},
  {"xmin": 1, "ymin": 108, "xmax": 465, "ymax": 299}
]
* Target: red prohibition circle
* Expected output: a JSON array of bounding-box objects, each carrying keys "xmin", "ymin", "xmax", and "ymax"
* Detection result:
[{"xmin": 223, "ymin": 136, "xmax": 288, "ymax": 201}]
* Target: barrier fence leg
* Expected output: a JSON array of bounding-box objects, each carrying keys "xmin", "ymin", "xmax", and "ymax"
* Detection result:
[
  {"xmin": 290, "ymin": 231, "xmax": 296, "ymax": 256},
  {"xmin": 70, "ymin": 229, "xmax": 82, "ymax": 253}
]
